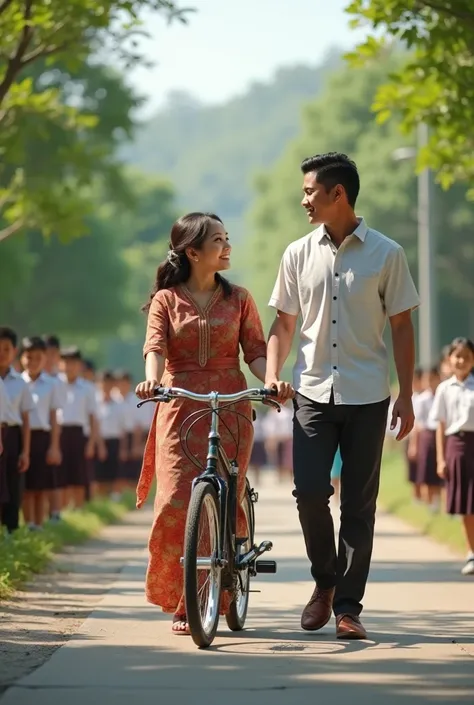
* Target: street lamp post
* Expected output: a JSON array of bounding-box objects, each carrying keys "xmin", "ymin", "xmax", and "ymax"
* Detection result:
[{"xmin": 392, "ymin": 123, "xmax": 439, "ymax": 366}]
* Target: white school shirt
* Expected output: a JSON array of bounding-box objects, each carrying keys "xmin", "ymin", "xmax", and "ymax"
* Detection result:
[
  {"xmin": 136, "ymin": 400, "xmax": 155, "ymax": 432},
  {"xmin": 253, "ymin": 414, "xmax": 265, "ymax": 443},
  {"xmin": 96, "ymin": 395, "xmax": 127, "ymax": 440},
  {"xmin": 22, "ymin": 372, "xmax": 63, "ymax": 431},
  {"xmin": 414, "ymin": 389, "xmax": 437, "ymax": 431},
  {"xmin": 269, "ymin": 218, "xmax": 420, "ymax": 405},
  {"xmin": 429, "ymin": 375, "xmax": 474, "ymax": 436},
  {"xmin": 111, "ymin": 390, "xmax": 140, "ymax": 433},
  {"xmin": 2, "ymin": 367, "xmax": 35, "ymax": 426},
  {"xmin": 57, "ymin": 377, "xmax": 97, "ymax": 429},
  {"xmin": 0, "ymin": 376, "xmax": 11, "ymax": 424},
  {"xmin": 262, "ymin": 404, "xmax": 293, "ymax": 441}
]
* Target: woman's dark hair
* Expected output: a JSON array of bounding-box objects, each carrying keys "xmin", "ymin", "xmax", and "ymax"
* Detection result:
[
  {"xmin": 142, "ymin": 212, "xmax": 232, "ymax": 312},
  {"xmin": 447, "ymin": 336, "xmax": 474, "ymax": 356}
]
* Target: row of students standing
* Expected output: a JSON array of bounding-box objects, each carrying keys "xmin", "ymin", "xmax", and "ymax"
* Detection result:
[
  {"xmin": 407, "ymin": 336, "xmax": 474, "ymax": 576},
  {"xmin": 0, "ymin": 328, "xmax": 152, "ymax": 534}
]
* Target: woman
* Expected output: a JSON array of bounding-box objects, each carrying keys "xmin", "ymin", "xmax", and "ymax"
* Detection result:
[{"xmin": 136, "ymin": 212, "xmax": 273, "ymax": 635}]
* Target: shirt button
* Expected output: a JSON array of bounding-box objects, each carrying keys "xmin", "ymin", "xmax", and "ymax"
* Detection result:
[
  {"xmin": 333, "ymin": 366, "xmax": 337, "ymax": 370},
  {"xmin": 335, "ymin": 273, "xmax": 339, "ymax": 278},
  {"xmin": 332, "ymin": 320, "xmax": 336, "ymax": 324},
  {"xmin": 333, "ymin": 343, "xmax": 337, "ymax": 348},
  {"xmin": 333, "ymin": 296, "xmax": 337, "ymax": 301}
]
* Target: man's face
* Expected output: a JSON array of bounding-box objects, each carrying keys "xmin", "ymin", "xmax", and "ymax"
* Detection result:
[
  {"xmin": 301, "ymin": 171, "xmax": 339, "ymax": 225},
  {"xmin": 21, "ymin": 349, "xmax": 46, "ymax": 377},
  {"xmin": 61, "ymin": 358, "xmax": 82, "ymax": 380},
  {"xmin": 0, "ymin": 338, "xmax": 17, "ymax": 369}
]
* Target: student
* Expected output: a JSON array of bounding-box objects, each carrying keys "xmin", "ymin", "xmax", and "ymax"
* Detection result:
[
  {"xmin": 21, "ymin": 337, "xmax": 62, "ymax": 529},
  {"xmin": 0, "ymin": 376, "xmax": 10, "ymax": 511},
  {"xmin": 42, "ymin": 334, "xmax": 62, "ymax": 378},
  {"xmin": 80, "ymin": 358, "xmax": 102, "ymax": 502},
  {"xmin": 430, "ymin": 337, "xmax": 474, "ymax": 576},
  {"xmin": 0, "ymin": 327, "xmax": 34, "ymax": 532},
  {"xmin": 409, "ymin": 366, "xmax": 442, "ymax": 512},
  {"xmin": 94, "ymin": 371, "xmax": 127, "ymax": 498},
  {"xmin": 249, "ymin": 411, "xmax": 267, "ymax": 486},
  {"xmin": 58, "ymin": 347, "xmax": 99, "ymax": 509},
  {"xmin": 406, "ymin": 367, "xmax": 424, "ymax": 503},
  {"xmin": 113, "ymin": 370, "xmax": 142, "ymax": 492}
]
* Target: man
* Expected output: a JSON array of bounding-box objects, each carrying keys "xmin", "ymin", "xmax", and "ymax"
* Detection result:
[{"xmin": 265, "ymin": 152, "xmax": 419, "ymax": 640}]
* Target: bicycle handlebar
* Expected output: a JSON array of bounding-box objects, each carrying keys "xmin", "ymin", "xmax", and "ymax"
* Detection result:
[{"xmin": 137, "ymin": 386, "xmax": 281, "ymax": 411}]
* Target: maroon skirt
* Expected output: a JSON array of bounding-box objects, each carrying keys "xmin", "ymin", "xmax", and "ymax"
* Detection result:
[
  {"xmin": 416, "ymin": 429, "xmax": 443, "ymax": 487},
  {"xmin": 26, "ymin": 430, "xmax": 58, "ymax": 491},
  {"xmin": 95, "ymin": 438, "xmax": 120, "ymax": 483},
  {"xmin": 250, "ymin": 439, "xmax": 267, "ymax": 467},
  {"xmin": 60, "ymin": 426, "xmax": 86, "ymax": 488},
  {"xmin": 119, "ymin": 432, "xmax": 141, "ymax": 481},
  {"xmin": 445, "ymin": 432, "xmax": 474, "ymax": 515},
  {"xmin": 0, "ymin": 426, "xmax": 9, "ymax": 503}
]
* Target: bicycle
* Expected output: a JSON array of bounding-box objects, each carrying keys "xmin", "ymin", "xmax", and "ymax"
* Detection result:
[{"xmin": 138, "ymin": 386, "xmax": 279, "ymax": 648}]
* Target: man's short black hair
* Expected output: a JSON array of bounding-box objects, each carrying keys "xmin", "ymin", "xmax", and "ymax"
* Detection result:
[
  {"xmin": 21, "ymin": 336, "xmax": 46, "ymax": 354},
  {"xmin": 0, "ymin": 326, "xmax": 18, "ymax": 347},
  {"xmin": 60, "ymin": 345, "xmax": 82, "ymax": 361},
  {"xmin": 301, "ymin": 152, "xmax": 360, "ymax": 208},
  {"xmin": 42, "ymin": 334, "xmax": 61, "ymax": 349},
  {"xmin": 83, "ymin": 358, "xmax": 96, "ymax": 373}
]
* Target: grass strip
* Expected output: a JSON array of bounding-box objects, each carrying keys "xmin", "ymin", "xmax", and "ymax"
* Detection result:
[
  {"xmin": 380, "ymin": 451, "xmax": 465, "ymax": 555},
  {"xmin": 0, "ymin": 492, "xmax": 136, "ymax": 600}
]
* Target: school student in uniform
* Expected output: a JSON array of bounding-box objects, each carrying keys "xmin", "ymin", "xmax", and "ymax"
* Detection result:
[
  {"xmin": 20, "ymin": 337, "xmax": 62, "ymax": 529},
  {"xmin": 112, "ymin": 370, "xmax": 142, "ymax": 492},
  {"xmin": 405, "ymin": 368, "xmax": 424, "ymax": 503},
  {"xmin": 430, "ymin": 337, "xmax": 474, "ymax": 576},
  {"xmin": 94, "ymin": 371, "xmax": 127, "ymax": 498},
  {"xmin": 0, "ymin": 327, "xmax": 34, "ymax": 532},
  {"xmin": 0, "ymin": 376, "xmax": 10, "ymax": 513},
  {"xmin": 249, "ymin": 411, "xmax": 267, "ymax": 486},
  {"xmin": 408, "ymin": 366, "xmax": 442, "ymax": 512},
  {"xmin": 41, "ymin": 334, "xmax": 66, "ymax": 520},
  {"xmin": 58, "ymin": 347, "xmax": 99, "ymax": 509},
  {"xmin": 80, "ymin": 358, "xmax": 103, "ymax": 502}
]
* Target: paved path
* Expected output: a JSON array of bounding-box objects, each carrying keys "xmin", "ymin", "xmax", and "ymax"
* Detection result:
[{"xmin": 2, "ymin": 474, "xmax": 473, "ymax": 705}]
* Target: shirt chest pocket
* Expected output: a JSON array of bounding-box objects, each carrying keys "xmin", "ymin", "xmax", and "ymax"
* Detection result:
[{"xmin": 342, "ymin": 271, "xmax": 380, "ymax": 304}]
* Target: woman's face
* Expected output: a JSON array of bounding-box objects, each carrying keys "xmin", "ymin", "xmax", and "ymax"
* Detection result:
[
  {"xmin": 189, "ymin": 220, "xmax": 231, "ymax": 273},
  {"xmin": 449, "ymin": 344, "xmax": 474, "ymax": 378}
]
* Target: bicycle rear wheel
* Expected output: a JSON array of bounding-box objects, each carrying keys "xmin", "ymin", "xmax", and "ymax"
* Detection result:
[
  {"xmin": 225, "ymin": 480, "xmax": 255, "ymax": 631},
  {"xmin": 184, "ymin": 482, "xmax": 222, "ymax": 648}
]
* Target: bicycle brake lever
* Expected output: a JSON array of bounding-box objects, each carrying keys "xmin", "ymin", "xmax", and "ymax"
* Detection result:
[
  {"xmin": 263, "ymin": 398, "xmax": 281, "ymax": 413},
  {"xmin": 136, "ymin": 396, "xmax": 169, "ymax": 408}
]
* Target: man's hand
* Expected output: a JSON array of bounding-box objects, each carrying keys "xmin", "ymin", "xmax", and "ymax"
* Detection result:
[
  {"xmin": 390, "ymin": 395, "xmax": 415, "ymax": 442},
  {"xmin": 265, "ymin": 377, "xmax": 294, "ymax": 404}
]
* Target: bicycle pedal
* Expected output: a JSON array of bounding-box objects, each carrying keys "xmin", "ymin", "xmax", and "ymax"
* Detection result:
[{"xmin": 255, "ymin": 560, "xmax": 277, "ymax": 574}]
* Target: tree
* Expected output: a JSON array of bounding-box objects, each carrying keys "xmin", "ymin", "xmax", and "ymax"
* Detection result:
[
  {"xmin": 345, "ymin": 1, "xmax": 474, "ymax": 194},
  {"xmin": 244, "ymin": 53, "xmax": 474, "ymax": 364},
  {"xmin": 0, "ymin": 0, "xmax": 191, "ymax": 240}
]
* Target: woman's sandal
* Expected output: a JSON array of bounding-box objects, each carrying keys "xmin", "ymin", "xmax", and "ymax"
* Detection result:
[{"xmin": 172, "ymin": 614, "xmax": 190, "ymax": 636}]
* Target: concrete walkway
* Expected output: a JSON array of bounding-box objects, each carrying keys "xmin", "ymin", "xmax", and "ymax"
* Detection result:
[{"xmin": 2, "ymin": 474, "xmax": 473, "ymax": 705}]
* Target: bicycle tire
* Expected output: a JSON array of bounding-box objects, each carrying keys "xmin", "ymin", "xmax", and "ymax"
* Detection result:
[
  {"xmin": 184, "ymin": 482, "xmax": 222, "ymax": 648},
  {"xmin": 225, "ymin": 481, "xmax": 255, "ymax": 631}
]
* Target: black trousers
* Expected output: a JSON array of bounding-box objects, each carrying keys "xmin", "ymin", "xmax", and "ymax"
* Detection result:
[
  {"xmin": 1, "ymin": 426, "xmax": 24, "ymax": 533},
  {"xmin": 293, "ymin": 391, "xmax": 390, "ymax": 617}
]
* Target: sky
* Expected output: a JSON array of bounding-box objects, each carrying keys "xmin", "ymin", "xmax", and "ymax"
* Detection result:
[{"xmin": 130, "ymin": 0, "xmax": 369, "ymax": 115}]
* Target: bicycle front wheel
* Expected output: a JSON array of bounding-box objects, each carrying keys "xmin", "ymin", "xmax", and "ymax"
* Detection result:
[{"xmin": 184, "ymin": 482, "xmax": 222, "ymax": 648}]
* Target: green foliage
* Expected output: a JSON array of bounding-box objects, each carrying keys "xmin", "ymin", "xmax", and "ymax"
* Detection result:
[
  {"xmin": 244, "ymin": 54, "xmax": 474, "ymax": 353},
  {"xmin": 345, "ymin": 1, "xmax": 474, "ymax": 194},
  {"xmin": 125, "ymin": 54, "xmax": 341, "ymax": 244},
  {"xmin": 0, "ymin": 492, "xmax": 135, "ymax": 599},
  {"xmin": 380, "ymin": 450, "xmax": 465, "ymax": 555},
  {"xmin": 0, "ymin": 0, "xmax": 190, "ymax": 240}
]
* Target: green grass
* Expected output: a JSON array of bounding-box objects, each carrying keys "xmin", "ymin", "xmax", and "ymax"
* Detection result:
[
  {"xmin": 380, "ymin": 450, "xmax": 465, "ymax": 555},
  {"xmin": 0, "ymin": 492, "xmax": 136, "ymax": 600}
]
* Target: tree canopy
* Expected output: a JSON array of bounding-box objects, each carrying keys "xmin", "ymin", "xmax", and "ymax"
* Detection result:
[{"xmin": 345, "ymin": 1, "xmax": 474, "ymax": 194}]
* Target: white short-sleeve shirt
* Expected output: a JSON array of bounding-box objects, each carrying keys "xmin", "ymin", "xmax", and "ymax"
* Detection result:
[
  {"xmin": 22, "ymin": 372, "xmax": 63, "ymax": 431},
  {"xmin": 2, "ymin": 368, "xmax": 35, "ymax": 426},
  {"xmin": 96, "ymin": 395, "xmax": 127, "ymax": 440},
  {"xmin": 429, "ymin": 375, "xmax": 474, "ymax": 435},
  {"xmin": 112, "ymin": 390, "xmax": 140, "ymax": 433},
  {"xmin": 413, "ymin": 389, "xmax": 437, "ymax": 431},
  {"xmin": 269, "ymin": 218, "xmax": 420, "ymax": 405},
  {"xmin": 57, "ymin": 377, "xmax": 97, "ymax": 430},
  {"xmin": 0, "ymin": 377, "xmax": 11, "ymax": 424}
]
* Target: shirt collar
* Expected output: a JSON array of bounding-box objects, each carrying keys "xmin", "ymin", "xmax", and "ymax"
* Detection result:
[
  {"xmin": 22, "ymin": 371, "xmax": 47, "ymax": 383},
  {"xmin": 316, "ymin": 217, "xmax": 368, "ymax": 244},
  {"xmin": 447, "ymin": 373, "xmax": 474, "ymax": 387},
  {"xmin": 5, "ymin": 366, "xmax": 21, "ymax": 380}
]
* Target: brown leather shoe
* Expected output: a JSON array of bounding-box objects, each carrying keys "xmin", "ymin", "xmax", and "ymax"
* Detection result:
[
  {"xmin": 301, "ymin": 586, "xmax": 335, "ymax": 631},
  {"xmin": 336, "ymin": 614, "xmax": 367, "ymax": 640}
]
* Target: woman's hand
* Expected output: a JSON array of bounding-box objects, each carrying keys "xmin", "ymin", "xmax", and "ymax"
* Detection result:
[{"xmin": 136, "ymin": 379, "xmax": 159, "ymax": 400}]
